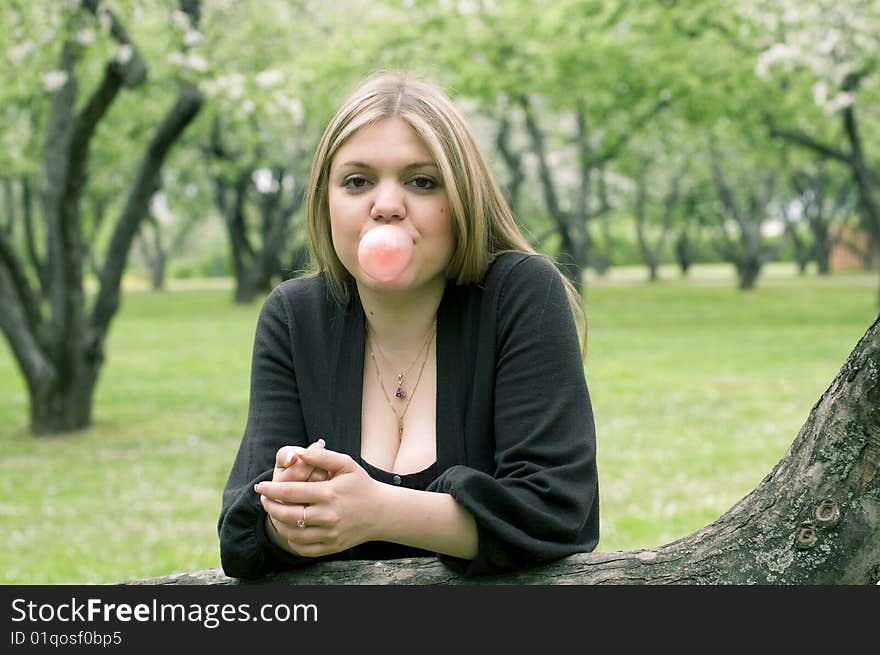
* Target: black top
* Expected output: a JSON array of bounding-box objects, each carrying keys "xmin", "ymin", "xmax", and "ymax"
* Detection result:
[{"xmin": 218, "ymin": 251, "xmax": 599, "ymax": 578}]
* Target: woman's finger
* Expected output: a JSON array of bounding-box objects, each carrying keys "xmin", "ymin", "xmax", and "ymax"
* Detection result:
[
  {"xmin": 297, "ymin": 447, "xmax": 355, "ymax": 475},
  {"xmin": 261, "ymin": 496, "xmax": 312, "ymax": 529},
  {"xmin": 304, "ymin": 467, "xmax": 331, "ymax": 482},
  {"xmin": 276, "ymin": 440, "xmax": 328, "ymax": 483},
  {"xmin": 262, "ymin": 498, "xmax": 329, "ymax": 544},
  {"xmin": 275, "ymin": 438, "xmax": 326, "ymax": 469},
  {"xmin": 255, "ymin": 480, "xmax": 329, "ymax": 506},
  {"xmin": 275, "ymin": 445, "xmax": 306, "ymax": 469}
]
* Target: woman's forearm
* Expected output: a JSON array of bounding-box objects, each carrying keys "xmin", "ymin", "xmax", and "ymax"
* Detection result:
[{"xmin": 373, "ymin": 484, "xmax": 479, "ymax": 560}]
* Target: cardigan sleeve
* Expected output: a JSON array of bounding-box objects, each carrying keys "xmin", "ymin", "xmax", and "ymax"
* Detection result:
[
  {"xmin": 217, "ymin": 286, "xmax": 325, "ymax": 579},
  {"xmin": 428, "ymin": 255, "xmax": 599, "ymax": 576}
]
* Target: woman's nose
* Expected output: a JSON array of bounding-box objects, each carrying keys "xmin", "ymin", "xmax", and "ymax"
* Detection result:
[{"xmin": 369, "ymin": 182, "xmax": 406, "ymax": 221}]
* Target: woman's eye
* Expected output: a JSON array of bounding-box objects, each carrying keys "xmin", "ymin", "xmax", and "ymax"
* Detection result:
[
  {"xmin": 343, "ymin": 175, "xmax": 371, "ymax": 190},
  {"xmin": 408, "ymin": 175, "xmax": 438, "ymax": 190}
]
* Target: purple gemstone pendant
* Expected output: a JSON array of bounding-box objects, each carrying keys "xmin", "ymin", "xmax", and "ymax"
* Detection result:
[{"xmin": 395, "ymin": 386, "xmax": 407, "ymax": 399}]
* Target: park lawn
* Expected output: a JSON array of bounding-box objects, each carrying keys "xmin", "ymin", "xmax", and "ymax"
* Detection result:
[{"xmin": 0, "ymin": 264, "xmax": 876, "ymax": 583}]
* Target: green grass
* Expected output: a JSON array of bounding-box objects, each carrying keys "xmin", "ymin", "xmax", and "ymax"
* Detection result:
[{"xmin": 0, "ymin": 263, "xmax": 877, "ymax": 583}]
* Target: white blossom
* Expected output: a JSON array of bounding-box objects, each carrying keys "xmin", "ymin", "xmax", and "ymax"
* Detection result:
[
  {"xmin": 167, "ymin": 52, "xmax": 185, "ymax": 67},
  {"xmin": 255, "ymin": 69, "xmax": 284, "ymax": 88},
  {"xmin": 187, "ymin": 54, "xmax": 208, "ymax": 72},
  {"xmin": 214, "ymin": 73, "xmax": 245, "ymax": 101},
  {"xmin": 150, "ymin": 193, "xmax": 174, "ymax": 225},
  {"xmin": 252, "ymin": 168, "xmax": 279, "ymax": 194},
  {"xmin": 184, "ymin": 30, "xmax": 202, "ymax": 47},
  {"xmin": 167, "ymin": 52, "xmax": 208, "ymax": 72},
  {"xmin": 755, "ymin": 43, "xmax": 798, "ymax": 79},
  {"xmin": 761, "ymin": 219, "xmax": 785, "ymax": 237},
  {"xmin": 42, "ymin": 70, "xmax": 69, "ymax": 92},
  {"xmin": 116, "ymin": 44, "xmax": 133, "ymax": 64},
  {"xmin": 75, "ymin": 28, "xmax": 95, "ymax": 46},
  {"xmin": 171, "ymin": 10, "xmax": 192, "ymax": 30},
  {"xmin": 276, "ymin": 94, "xmax": 303, "ymax": 122},
  {"xmin": 820, "ymin": 89, "xmax": 855, "ymax": 114},
  {"xmin": 8, "ymin": 40, "xmax": 35, "ymax": 64}
]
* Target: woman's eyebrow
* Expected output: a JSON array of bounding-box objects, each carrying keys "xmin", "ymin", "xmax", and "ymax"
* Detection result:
[{"xmin": 336, "ymin": 160, "xmax": 439, "ymax": 171}]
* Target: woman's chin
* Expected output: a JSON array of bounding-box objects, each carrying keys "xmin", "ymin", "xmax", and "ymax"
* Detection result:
[{"xmin": 357, "ymin": 271, "xmax": 413, "ymax": 292}]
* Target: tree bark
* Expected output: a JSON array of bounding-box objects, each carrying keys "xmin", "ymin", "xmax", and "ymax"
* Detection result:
[{"xmin": 130, "ymin": 315, "xmax": 880, "ymax": 585}]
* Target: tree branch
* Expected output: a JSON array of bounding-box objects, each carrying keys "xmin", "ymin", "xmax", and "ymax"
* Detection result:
[
  {"xmin": 591, "ymin": 96, "xmax": 670, "ymax": 168},
  {"xmin": 0, "ymin": 230, "xmax": 43, "ymax": 339},
  {"xmin": 765, "ymin": 118, "xmax": 854, "ymax": 167},
  {"xmin": 0, "ymin": 263, "xmax": 54, "ymax": 392},
  {"xmin": 91, "ymin": 82, "xmax": 203, "ymax": 338},
  {"xmin": 81, "ymin": 0, "xmax": 147, "ymax": 87},
  {"xmin": 519, "ymin": 95, "xmax": 572, "ymax": 250},
  {"xmin": 493, "ymin": 113, "xmax": 524, "ymax": 214},
  {"xmin": 709, "ymin": 146, "xmax": 747, "ymax": 231}
]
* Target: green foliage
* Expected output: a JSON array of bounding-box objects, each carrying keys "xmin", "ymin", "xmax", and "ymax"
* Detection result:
[
  {"xmin": 6, "ymin": 0, "xmax": 877, "ymax": 288},
  {"xmin": 0, "ymin": 267, "xmax": 875, "ymax": 582}
]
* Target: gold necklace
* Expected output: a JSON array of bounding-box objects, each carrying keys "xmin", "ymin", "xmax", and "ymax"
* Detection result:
[
  {"xmin": 369, "ymin": 322, "xmax": 435, "ymax": 400},
  {"xmin": 368, "ymin": 324, "xmax": 436, "ymax": 440}
]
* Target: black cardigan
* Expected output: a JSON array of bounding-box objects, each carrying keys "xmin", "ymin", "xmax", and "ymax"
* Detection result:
[{"xmin": 218, "ymin": 251, "xmax": 599, "ymax": 577}]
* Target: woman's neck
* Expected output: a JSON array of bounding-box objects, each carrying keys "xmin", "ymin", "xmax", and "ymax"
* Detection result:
[{"xmin": 358, "ymin": 276, "xmax": 445, "ymax": 354}]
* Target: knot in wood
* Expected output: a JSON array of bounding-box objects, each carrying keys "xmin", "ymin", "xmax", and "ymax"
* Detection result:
[
  {"xmin": 795, "ymin": 525, "xmax": 818, "ymax": 549},
  {"xmin": 814, "ymin": 499, "xmax": 840, "ymax": 528}
]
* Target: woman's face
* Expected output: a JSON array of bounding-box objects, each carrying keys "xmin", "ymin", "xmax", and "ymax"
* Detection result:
[{"xmin": 327, "ymin": 117, "xmax": 455, "ymax": 295}]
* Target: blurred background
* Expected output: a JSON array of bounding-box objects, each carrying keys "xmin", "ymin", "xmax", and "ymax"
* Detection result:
[{"xmin": 1, "ymin": 0, "xmax": 878, "ymax": 583}]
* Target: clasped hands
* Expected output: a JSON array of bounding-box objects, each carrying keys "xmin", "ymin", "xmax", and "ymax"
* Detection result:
[{"xmin": 255, "ymin": 439, "xmax": 382, "ymax": 558}]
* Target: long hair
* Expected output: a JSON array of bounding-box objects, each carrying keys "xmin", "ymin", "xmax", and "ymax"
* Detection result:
[{"xmin": 305, "ymin": 71, "xmax": 587, "ymax": 356}]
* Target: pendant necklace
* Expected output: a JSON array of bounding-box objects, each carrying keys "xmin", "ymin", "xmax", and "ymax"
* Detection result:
[
  {"xmin": 369, "ymin": 321, "xmax": 435, "ymax": 400},
  {"xmin": 368, "ymin": 322, "xmax": 436, "ymax": 440}
]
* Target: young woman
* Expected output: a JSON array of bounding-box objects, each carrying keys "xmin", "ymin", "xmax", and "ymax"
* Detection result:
[{"xmin": 218, "ymin": 72, "xmax": 599, "ymax": 578}]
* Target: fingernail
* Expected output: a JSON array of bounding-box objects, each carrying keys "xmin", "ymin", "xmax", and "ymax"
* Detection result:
[
  {"xmin": 284, "ymin": 452, "xmax": 297, "ymax": 467},
  {"xmin": 253, "ymin": 483, "xmax": 261, "ymax": 493},
  {"xmin": 317, "ymin": 438, "xmax": 326, "ymax": 447}
]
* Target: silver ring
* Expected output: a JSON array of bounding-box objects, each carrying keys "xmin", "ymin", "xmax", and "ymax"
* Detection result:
[{"xmin": 297, "ymin": 505, "xmax": 307, "ymax": 529}]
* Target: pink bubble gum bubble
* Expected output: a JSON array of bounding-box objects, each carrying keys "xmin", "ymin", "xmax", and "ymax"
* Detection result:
[{"xmin": 357, "ymin": 225, "xmax": 413, "ymax": 282}]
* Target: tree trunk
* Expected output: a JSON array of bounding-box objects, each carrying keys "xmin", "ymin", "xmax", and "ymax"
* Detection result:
[
  {"xmin": 0, "ymin": 3, "xmax": 203, "ymax": 435},
  {"xmin": 30, "ymin": 371, "xmax": 97, "ymax": 434},
  {"xmin": 674, "ymin": 230, "xmax": 693, "ymax": 276},
  {"xmin": 137, "ymin": 215, "xmax": 168, "ymax": 291},
  {"xmin": 130, "ymin": 315, "xmax": 880, "ymax": 586},
  {"xmin": 233, "ymin": 270, "xmax": 270, "ymax": 304},
  {"xmin": 634, "ymin": 164, "xmax": 680, "ymax": 284},
  {"xmin": 814, "ymin": 228, "xmax": 831, "ymax": 275},
  {"xmin": 736, "ymin": 257, "xmax": 762, "ymax": 290}
]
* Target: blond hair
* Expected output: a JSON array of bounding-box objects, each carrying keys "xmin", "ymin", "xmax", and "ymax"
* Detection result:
[{"xmin": 305, "ymin": 71, "xmax": 586, "ymax": 355}]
